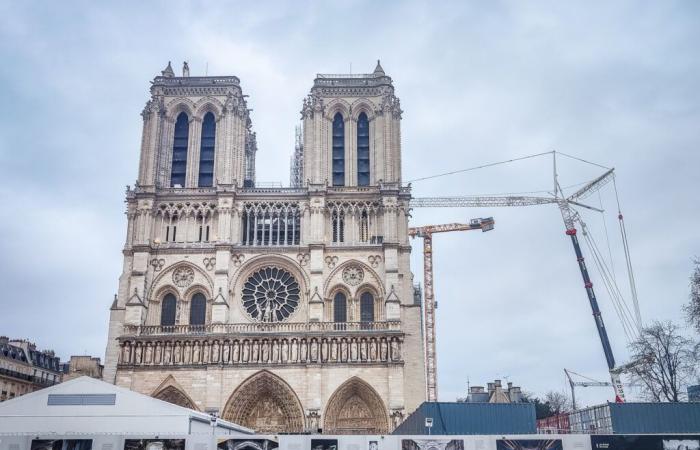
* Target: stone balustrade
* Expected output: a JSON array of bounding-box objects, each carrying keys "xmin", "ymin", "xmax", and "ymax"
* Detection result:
[
  {"xmin": 117, "ymin": 330, "xmax": 403, "ymax": 368},
  {"xmin": 122, "ymin": 321, "xmax": 401, "ymax": 336}
]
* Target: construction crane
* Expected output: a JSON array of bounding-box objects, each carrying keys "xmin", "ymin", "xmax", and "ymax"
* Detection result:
[
  {"xmin": 565, "ymin": 367, "xmax": 640, "ymax": 410},
  {"xmin": 409, "ymin": 161, "xmax": 636, "ymax": 403},
  {"xmin": 408, "ymin": 217, "xmax": 495, "ymax": 401}
]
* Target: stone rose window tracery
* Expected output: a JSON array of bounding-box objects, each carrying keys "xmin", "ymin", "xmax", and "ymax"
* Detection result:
[{"xmin": 242, "ymin": 267, "xmax": 300, "ymax": 322}]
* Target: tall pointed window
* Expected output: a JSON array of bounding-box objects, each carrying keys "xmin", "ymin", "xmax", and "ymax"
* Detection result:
[
  {"xmin": 198, "ymin": 112, "xmax": 216, "ymax": 187},
  {"xmin": 357, "ymin": 112, "xmax": 370, "ymax": 186},
  {"xmin": 360, "ymin": 292, "xmax": 374, "ymax": 322},
  {"xmin": 161, "ymin": 293, "xmax": 177, "ymax": 326},
  {"xmin": 333, "ymin": 292, "xmax": 347, "ymax": 323},
  {"xmin": 332, "ymin": 113, "xmax": 345, "ymax": 186},
  {"xmin": 171, "ymin": 112, "xmax": 189, "ymax": 187},
  {"xmin": 189, "ymin": 293, "xmax": 206, "ymax": 326}
]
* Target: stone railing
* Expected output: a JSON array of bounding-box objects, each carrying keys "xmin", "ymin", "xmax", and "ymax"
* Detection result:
[
  {"xmin": 117, "ymin": 332, "xmax": 404, "ymax": 368},
  {"xmin": 122, "ymin": 321, "xmax": 401, "ymax": 336}
]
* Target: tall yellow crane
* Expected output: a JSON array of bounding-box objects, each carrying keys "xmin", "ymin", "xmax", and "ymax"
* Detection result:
[{"xmin": 408, "ymin": 217, "xmax": 495, "ymax": 402}]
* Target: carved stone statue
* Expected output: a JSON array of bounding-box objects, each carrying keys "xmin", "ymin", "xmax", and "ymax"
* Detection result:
[
  {"xmin": 145, "ymin": 344, "xmax": 153, "ymax": 364},
  {"xmin": 242, "ymin": 340, "xmax": 250, "ymax": 362},
  {"xmin": 193, "ymin": 342, "xmax": 200, "ymax": 363},
  {"xmin": 261, "ymin": 340, "xmax": 270, "ymax": 363},
  {"xmin": 370, "ymin": 339, "xmax": 378, "ymax": 361},
  {"xmin": 232, "ymin": 341, "xmax": 240, "ymax": 363},
  {"xmin": 300, "ymin": 339, "xmax": 308, "ymax": 362},
  {"xmin": 350, "ymin": 339, "xmax": 358, "ymax": 361},
  {"xmin": 281, "ymin": 339, "xmax": 288, "ymax": 362},
  {"xmin": 380, "ymin": 339, "xmax": 388, "ymax": 361},
  {"xmin": 390, "ymin": 338, "xmax": 401, "ymax": 361},
  {"xmin": 310, "ymin": 339, "xmax": 318, "ymax": 362},
  {"xmin": 290, "ymin": 339, "xmax": 298, "ymax": 362}
]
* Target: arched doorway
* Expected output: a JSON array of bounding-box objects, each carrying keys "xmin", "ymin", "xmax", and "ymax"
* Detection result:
[
  {"xmin": 153, "ymin": 385, "xmax": 197, "ymax": 410},
  {"xmin": 323, "ymin": 377, "xmax": 389, "ymax": 434},
  {"xmin": 222, "ymin": 370, "xmax": 305, "ymax": 433}
]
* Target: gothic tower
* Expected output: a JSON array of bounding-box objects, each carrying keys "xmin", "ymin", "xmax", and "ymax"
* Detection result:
[{"xmin": 104, "ymin": 61, "xmax": 425, "ymax": 434}]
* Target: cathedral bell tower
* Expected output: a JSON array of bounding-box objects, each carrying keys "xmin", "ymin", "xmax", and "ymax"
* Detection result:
[{"xmin": 103, "ymin": 61, "xmax": 425, "ymax": 435}]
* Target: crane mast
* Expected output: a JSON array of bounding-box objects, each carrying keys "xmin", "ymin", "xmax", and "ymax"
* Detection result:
[{"xmin": 408, "ymin": 218, "xmax": 495, "ymax": 401}]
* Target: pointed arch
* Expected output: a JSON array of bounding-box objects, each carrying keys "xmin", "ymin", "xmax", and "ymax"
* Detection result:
[
  {"xmin": 332, "ymin": 112, "xmax": 345, "ymax": 186},
  {"xmin": 170, "ymin": 112, "xmax": 189, "ymax": 187},
  {"xmin": 222, "ymin": 370, "xmax": 305, "ymax": 433},
  {"xmin": 323, "ymin": 376, "xmax": 389, "ymax": 434},
  {"xmin": 152, "ymin": 375, "xmax": 198, "ymax": 410}
]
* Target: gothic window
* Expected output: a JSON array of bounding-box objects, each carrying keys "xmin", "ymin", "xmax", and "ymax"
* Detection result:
[
  {"xmin": 332, "ymin": 113, "xmax": 345, "ymax": 186},
  {"xmin": 360, "ymin": 292, "xmax": 375, "ymax": 322},
  {"xmin": 171, "ymin": 112, "xmax": 189, "ymax": 187},
  {"xmin": 198, "ymin": 112, "xmax": 216, "ymax": 187},
  {"xmin": 189, "ymin": 292, "xmax": 206, "ymax": 326},
  {"xmin": 241, "ymin": 267, "xmax": 301, "ymax": 322},
  {"xmin": 357, "ymin": 112, "xmax": 370, "ymax": 186},
  {"xmin": 161, "ymin": 293, "xmax": 177, "ymax": 326},
  {"xmin": 334, "ymin": 292, "xmax": 347, "ymax": 323},
  {"xmin": 241, "ymin": 203, "xmax": 300, "ymax": 246},
  {"xmin": 332, "ymin": 210, "xmax": 345, "ymax": 243}
]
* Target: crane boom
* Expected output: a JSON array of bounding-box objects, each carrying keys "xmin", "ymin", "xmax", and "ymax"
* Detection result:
[
  {"xmin": 409, "ymin": 218, "xmax": 495, "ymax": 402},
  {"xmin": 410, "ymin": 196, "xmax": 556, "ymax": 208}
]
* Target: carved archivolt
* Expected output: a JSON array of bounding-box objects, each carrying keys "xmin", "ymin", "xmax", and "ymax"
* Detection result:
[
  {"xmin": 222, "ymin": 370, "xmax": 305, "ymax": 433},
  {"xmin": 323, "ymin": 377, "xmax": 389, "ymax": 434},
  {"xmin": 152, "ymin": 376, "xmax": 198, "ymax": 410}
]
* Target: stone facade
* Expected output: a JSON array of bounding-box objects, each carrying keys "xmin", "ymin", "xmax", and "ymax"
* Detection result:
[
  {"xmin": 104, "ymin": 61, "xmax": 425, "ymax": 434},
  {"xmin": 0, "ymin": 337, "xmax": 61, "ymax": 402}
]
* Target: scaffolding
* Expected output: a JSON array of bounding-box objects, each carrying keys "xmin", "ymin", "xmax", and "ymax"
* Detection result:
[{"xmin": 290, "ymin": 125, "xmax": 304, "ymax": 187}]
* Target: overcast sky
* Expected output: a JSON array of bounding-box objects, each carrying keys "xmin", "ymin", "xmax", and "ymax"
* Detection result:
[{"xmin": 1, "ymin": 1, "xmax": 698, "ymax": 407}]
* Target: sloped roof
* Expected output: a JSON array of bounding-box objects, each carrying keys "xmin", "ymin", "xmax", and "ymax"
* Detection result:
[{"xmin": 0, "ymin": 376, "xmax": 252, "ymax": 435}]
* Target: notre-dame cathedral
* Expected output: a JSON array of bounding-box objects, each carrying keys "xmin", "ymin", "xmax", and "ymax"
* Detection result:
[{"xmin": 103, "ymin": 60, "xmax": 425, "ymax": 434}]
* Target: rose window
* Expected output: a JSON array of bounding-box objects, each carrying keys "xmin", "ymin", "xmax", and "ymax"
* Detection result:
[{"xmin": 241, "ymin": 267, "xmax": 301, "ymax": 322}]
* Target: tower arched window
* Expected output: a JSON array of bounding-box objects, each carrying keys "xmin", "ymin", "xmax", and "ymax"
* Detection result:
[
  {"xmin": 198, "ymin": 112, "xmax": 216, "ymax": 187},
  {"xmin": 189, "ymin": 292, "xmax": 206, "ymax": 326},
  {"xmin": 332, "ymin": 113, "xmax": 345, "ymax": 186},
  {"xmin": 357, "ymin": 112, "xmax": 370, "ymax": 186},
  {"xmin": 161, "ymin": 293, "xmax": 177, "ymax": 326},
  {"xmin": 171, "ymin": 112, "xmax": 189, "ymax": 187},
  {"xmin": 360, "ymin": 292, "xmax": 374, "ymax": 322},
  {"xmin": 333, "ymin": 292, "xmax": 347, "ymax": 323}
]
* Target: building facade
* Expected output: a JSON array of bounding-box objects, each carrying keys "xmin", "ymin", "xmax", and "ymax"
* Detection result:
[
  {"xmin": 0, "ymin": 337, "xmax": 61, "ymax": 402},
  {"xmin": 104, "ymin": 61, "xmax": 425, "ymax": 434}
]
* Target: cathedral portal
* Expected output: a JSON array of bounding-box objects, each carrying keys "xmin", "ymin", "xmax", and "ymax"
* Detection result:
[
  {"xmin": 222, "ymin": 371, "xmax": 305, "ymax": 433},
  {"xmin": 323, "ymin": 377, "xmax": 390, "ymax": 434}
]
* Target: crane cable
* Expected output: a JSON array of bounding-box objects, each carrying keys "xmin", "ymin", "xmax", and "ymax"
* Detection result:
[
  {"xmin": 579, "ymin": 218, "xmax": 640, "ymax": 342},
  {"xmin": 613, "ymin": 178, "xmax": 642, "ymax": 327}
]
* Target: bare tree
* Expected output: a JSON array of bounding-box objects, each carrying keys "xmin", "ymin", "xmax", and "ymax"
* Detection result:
[
  {"xmin": 684, "ymin": 258, "xmax": 700, "ymax": 333},
  {"xmin": 543, "ymin": 390, "xmax": 571, "ymax": 414},
  {"xmin": 627, "ymin": 321, "xmax": 696, "ymax": 402}
]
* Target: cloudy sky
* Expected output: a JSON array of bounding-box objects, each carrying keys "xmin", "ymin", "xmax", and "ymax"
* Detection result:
[{"xmin": 1, "ymin": 1, "xmax": 698, "ymax": 407}]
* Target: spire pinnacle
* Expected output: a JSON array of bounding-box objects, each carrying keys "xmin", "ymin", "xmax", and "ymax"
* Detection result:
[
  {"xmin": 373, "ymin": 59, "xmax": 385, "ymax": 75},
  {"xmin": 161, "ymin": 61, "xmax": 175, "ymax": 78}
]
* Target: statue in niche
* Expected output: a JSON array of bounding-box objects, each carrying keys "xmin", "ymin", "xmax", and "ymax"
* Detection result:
[
  {"xmin": 212, "ymin": 341, "xmax": 220, "ymax": 363},
  {"xmin": 193, "ymin": 342, "xmax": 200, "ymax": 363},
  {"xmin": 252, "ymin": 340, "xmax": 260, "ymax": 362},
  {"xmin": 163, "ymin": 343, "xmax": 172, "ymax": 364},
  {"xmin": 320, "ymin": 340, "xmax": 328, "ymax": 362},
  {"xmin": 350, "ymin": 339, "xmax": 358, "ymax": 361},
  {"xmin": 310, "ymin": 339, "xmax": 318, "ymax": 362},
  {"xmin": 290, "ymin": 339, "xmax": 298, "ymax": 362},
  {"xmin": 360, "ymin": 339, "xmax": 367, "ymax": 361},
  {"xmin": 154, "ymin": 344, "xmax": 162, "ymax": 364},
  {"xmin": 340, "ymin": 339, "xmax": 348, "ymax": 362},
  {"xmin": 281, "ymin": 340, "xmax": 288, "ymax": 362},
  {"xmin": 271, "ymin": 340, "xmax": 279, "ymax": 363},
  {"xmin": 222, "ymin": 342, "xmax": 230, "ymax": 363},
  {"xmin": 202, "ymin": 342, "xmax": 210, "ymax": 364},
  {"xmin": 123, "ymin": 344, "xmax": 132, "ymax": 364},
  {"xmin": 390, "ymin": 338, "xmax": 401, "ymax": 361},
  {"xmin": 370, "ymin": 339, "xmax": 378, "ymax": 360},
  {"xmin": 261, "ymin": 340, "xmax": 270, "ymax": 363},
  {"xmin": 299, "ymin": 339, "xmax": 309, "ymax": 362},
  {"xmin": 330, "ymin": 339, "xmax": 338, "ymax": 361},
  {"xmin": 244, "ymin": 341, "xmax": 252, "ymax": 362},
  {"xmin": 380, "ymin": 339, "xmax": 388, "ymax": 361},
  {"xmin": 232, "ymin": 341, "xmax": 240, "ymax": 363},
  {"xmin": 134, "ymin": 345, "xmax": 142, "ymax": 364},
  {"xmin": 173, "ymin": 343, "xmax": 181, "ymax": 364},
  {"xmin": 183, "ymin": 343, "xmax": 191, "ymax": 364},
  {"xmin": 145, "ymin": 344, "xmax": 153, "ymax": 364}
]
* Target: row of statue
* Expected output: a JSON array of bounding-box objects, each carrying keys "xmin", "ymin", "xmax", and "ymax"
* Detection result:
[{"xmin": 119, "ymin": 335, "xmax": 402, "ymax": 366}]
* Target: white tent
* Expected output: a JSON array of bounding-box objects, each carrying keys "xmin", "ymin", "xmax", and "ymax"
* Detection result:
[{"xmin": 0, "ymin": 376, "xmax": 251, "ymax": 450}]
